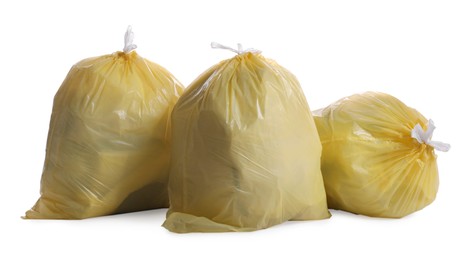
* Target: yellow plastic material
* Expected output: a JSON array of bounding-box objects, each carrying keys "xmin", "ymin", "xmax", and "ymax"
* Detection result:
[
  {"xmin": 25, "ymin": 51, "xmax": 184, "ymax": 219},
  {"xmin": 313, "ymin": 92, "xmax": 440, "ymax": 218},
  {"xmin": 163, "ymin": 52, "xmax": 330, "ymax": 233}
]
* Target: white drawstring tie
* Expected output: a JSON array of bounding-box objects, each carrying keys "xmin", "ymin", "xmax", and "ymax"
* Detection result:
[
  {"xmin": 211, "ymin": 42, "xmax": 261, "ymax": 55},
  {"xmin": 411, "ymin": 119, "xmax": 450, "ymax": 152},
  {"xmin": 123, "ymin": 25, "xmax": 137, "ymax": 53}
]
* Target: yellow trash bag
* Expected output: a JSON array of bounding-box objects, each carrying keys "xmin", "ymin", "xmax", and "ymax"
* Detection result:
[
  {"xmin": 25, "ymin": 27, "xmax": 184, "ymax": 219},
  {"xmin": 163, "ymin": 43, "xmax": 330, "ymax": 233},
  {"xmin": 313, "ymin": 92, "xmax": 450, "ymax": 218}
]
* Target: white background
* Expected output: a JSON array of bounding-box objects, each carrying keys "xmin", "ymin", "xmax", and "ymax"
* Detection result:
[{"xmin": 1, "ymin": 0, "xmax": 472, "ymax": 259}]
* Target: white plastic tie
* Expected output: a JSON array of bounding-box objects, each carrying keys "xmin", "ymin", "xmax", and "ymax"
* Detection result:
[
  {"xmin": 211, "ymin": 42, "xmax": 261, "ymax": 55},
  {"xmin": 123, "ymin": 25, "xmax": 137, "ymax": 53},
  {"xmin": 411, "ymin": 119, "xmax": 450, "ymax": 152}
]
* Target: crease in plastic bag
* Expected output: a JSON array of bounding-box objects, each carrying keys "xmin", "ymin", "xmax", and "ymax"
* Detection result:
[
  {"xmin": 313, "ymin": 92, "xmax": 450, "ymax": 218},
  {"xmin": 163, "ymin": 43, "xmax": 330, "ymax": 233},
  {"xmin": 24, "ymin": 27, "xmax": 184, "ymax": 219}
]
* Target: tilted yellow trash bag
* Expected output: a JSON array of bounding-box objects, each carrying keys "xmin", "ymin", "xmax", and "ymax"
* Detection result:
[
  {"xmin": 313, "ymin": 92, "xmax": 450, "ymax": 218},
  {"xmin": 163, "ymin": 43, "xmax": 330, "ymax": 233},
  {"xmin": 25, "ymin": 27, "xmax": 184, "ymax": 219}
]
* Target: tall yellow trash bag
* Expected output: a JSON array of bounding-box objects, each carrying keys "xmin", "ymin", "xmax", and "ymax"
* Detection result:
[
  {"xmin": 313, "ymin": 92, "xmax": 450, "ymax": 218},
  {"xmin": 163, "ymin": 43, "xmax": 330, "ymax": 233},
  {"xmin": 24, "ymin": 27, "xmax": 184, "ymax": 219}
]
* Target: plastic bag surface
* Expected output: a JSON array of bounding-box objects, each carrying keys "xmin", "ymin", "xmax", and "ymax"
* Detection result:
[
  {"xmin": 313, "ymin": 92, "xmax": 448, "ymax": 218},
  {"xmin": 163, "ymin": 49, "xmax": 330, "ymax": 233},
  {"xmin": 25, "ymin": 38, "xmax": 184, "ymax": 219}
]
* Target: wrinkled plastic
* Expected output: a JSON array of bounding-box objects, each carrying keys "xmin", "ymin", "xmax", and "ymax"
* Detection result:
[
  {"xmin": 163, "ymin": 52, "xmax": 330, "ymax": 233},
  {"xmin": 25, "ymin": 51, "xmax": 184, "ymax": 219},
  {"xmin": 313, "ymin": 92, "xmax": 442, "ymax": 218}
]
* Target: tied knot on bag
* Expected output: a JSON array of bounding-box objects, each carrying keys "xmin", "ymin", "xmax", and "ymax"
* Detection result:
[
  {"xmin": 411, "ymin": 119, "xmax": 450, "ymax": 152},
  {"xmin": 211, "ymin": 42, "xmax": 261, "ymax": 55},
  {"xmin": 123, "ymin": 25, "xmax": 137, "ymax": 53}
]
